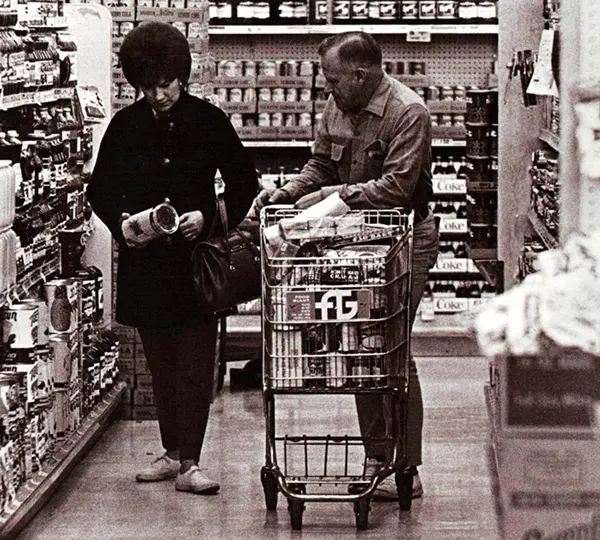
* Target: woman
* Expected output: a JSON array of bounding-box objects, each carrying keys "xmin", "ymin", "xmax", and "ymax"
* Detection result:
[{"xmin": 86, "ymin": 22, "xmax": 258, "ymax": 494}]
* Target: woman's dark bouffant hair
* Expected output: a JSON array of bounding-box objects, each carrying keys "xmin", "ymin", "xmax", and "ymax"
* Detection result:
[{"xmin": 119, "ymin": 21, "xmax": 191, "ymax": 88}]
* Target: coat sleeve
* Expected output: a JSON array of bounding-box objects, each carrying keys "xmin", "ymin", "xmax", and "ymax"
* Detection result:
[
  {"xmin": 86, "ymin": 115, "xmax": 130, "ymax": 245},
  {"xmin": 212, "ymin": 108, "xmax": 258, "ymax": 230}
]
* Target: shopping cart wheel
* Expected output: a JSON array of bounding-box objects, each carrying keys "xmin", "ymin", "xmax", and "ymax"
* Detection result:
[
  {"xmin": 396, "ymin": 471, "xmax": 413, "ymax": 511},
  {"xmin": 354, "ymin": 496, "xmax": 370, "ymax": 530},
  {"xmin": 260, "ymin": 467, "xmax": 278, "ymax": 510},
  {"xmin": 288, "ymin": 499, "xmax": 304, "ymax": 530}
]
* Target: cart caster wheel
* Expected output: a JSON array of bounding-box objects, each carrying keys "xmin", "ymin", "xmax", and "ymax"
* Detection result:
[
  {"xmin": 396, "ymin": 471, "xmax": 413, "ymax": 511},
  {"xmin": 288, "ymin": 499, "xmax": 304, "ymax": 530},
  {"xmin": 354, "ymin": 497, "xmax": 370, "ymax": 530},
  {"xmin": 260, "ymin": 467, "xmax": 278, "ymax": 511}
]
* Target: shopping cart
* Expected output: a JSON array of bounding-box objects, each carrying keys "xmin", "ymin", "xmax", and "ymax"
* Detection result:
[{"xmin": 259, "ymin": 206, "xmax": 414, "ymax": 530}]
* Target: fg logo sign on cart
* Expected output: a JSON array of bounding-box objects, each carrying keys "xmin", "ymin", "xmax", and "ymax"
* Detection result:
[{"xmin": 286, "ymin": 290, "xmax": 371, "ymax": 321}]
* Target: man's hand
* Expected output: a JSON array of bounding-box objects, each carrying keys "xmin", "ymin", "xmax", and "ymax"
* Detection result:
[
  {"xmin": 179, "ymin": 210, "xmax": 205, "ymax": 242},
  {"xmin": 294, "ymin": 186, "xmax": 344, "ymax": 210},
  {"xmin": 252, "ymin": 188, "xmax": 292, "ymax": 214}
]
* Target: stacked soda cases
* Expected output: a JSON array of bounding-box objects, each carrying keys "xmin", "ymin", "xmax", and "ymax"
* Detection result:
[
  {"xmin": 111, "ymin": 321, "xmax": 154, "ymax": 421},
  {"xmin": 109, "ymin": 0, "xmax": 213, "ymax": 112},
  {"xmin": 208, "ymin": 0, "xmax": 498, "ymax": 24},
  {"xmin": 464, "ymin": 87, "xmax": 498, "ymax": 258}
]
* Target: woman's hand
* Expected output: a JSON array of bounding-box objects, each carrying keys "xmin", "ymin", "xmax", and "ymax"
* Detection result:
[{"xmin": 179, "ymin": 210, "xmax": 205, "ymax": 241}]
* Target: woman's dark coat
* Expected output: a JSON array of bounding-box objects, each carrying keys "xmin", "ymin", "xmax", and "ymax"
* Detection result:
[{"xmin": 86, "ymin": 91, "xmax": 258, "ymax": 328}]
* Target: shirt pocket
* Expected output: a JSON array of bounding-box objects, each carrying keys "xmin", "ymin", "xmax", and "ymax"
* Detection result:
[
  {"xmin": 364, "ymin": 139, "xmax": 388, "ymax": 179},
  {"xmin": 331, "ymin": 142, "xmax": 345, "ymax": 162}
]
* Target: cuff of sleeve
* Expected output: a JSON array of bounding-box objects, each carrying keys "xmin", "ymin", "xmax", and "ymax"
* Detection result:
[{"xmin": 321, "ymin": 185, "xmax": 345, "ymax": 199}]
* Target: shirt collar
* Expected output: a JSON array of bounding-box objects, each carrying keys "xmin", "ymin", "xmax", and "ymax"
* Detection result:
[{"xmin": 362, "ymin": 73, "xmax": 393, "ymax": 118}]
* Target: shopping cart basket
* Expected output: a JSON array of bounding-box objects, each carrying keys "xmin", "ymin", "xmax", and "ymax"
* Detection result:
[{"xmin": 259, "ymin": 206, "xmax": 414, "ymax": 530}]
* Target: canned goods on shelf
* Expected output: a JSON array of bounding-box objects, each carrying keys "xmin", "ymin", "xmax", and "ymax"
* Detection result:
[
  {"xmin": 409, "ymin": 61, "xmax": 426, "ymax": 75},
  {"xmin": 216, "ymin": 87, "xmax": 228, "ymax": 101},
  {"xmin": 230, "ymin": 113, "xmax": 243, "ymax": 128},
  {"xmin": 298, "ymin": 112, "xmax": 312, "ymax": 127},
  {"xmin": 259, "ymin": 60, "xmax": 278, "ymax": 77},
  {"xmin": 272, "ymin": 88, "xmax": 285, "ymax": 102},
  {"xmin": 440, "ymin": 86, "xmax": 454, "ymax": 101},
  {"xmin": 453, "ymin": 85, "xmax": 467, "ymax": 101},
  {"xmin": 439, "ymin": 114, "xmax": 453, "ymax": 127},
  {"xmin": 271, "ymin": 112, "xmax": 283, "ymax": 127},
  {"xmin": 299, "ymin": 61, "xmax": 313, "ymax": 77},
  {"xmin": 333, "ymin": 0, "xmax": 350, "ymax": 19},
  {"xmin": 418, "ymin": 0, "xmax": 436, "ymax": 19},
  {"xmin": 258, "ymin": 112, "xmax": 271, "ymax": 127},
  {"xmin": 427, "ymin": 86, "xmax": 440, "ymax": 101},
  {"xmin": 171, "ymin": 21, "xmax": 187, "ymax": 37},
  {"xmin": 224, "ymin": 60, "xmax": 243, "ymax": 77},
  {"xmin": 430, "ymin": 114, "xmax": 439, "ymax": 127},
  {"xmin": 243, "ymin": 88, "xmax": 256, "ymax": 102},
  {"xmin": 243, "ymin": 60, "xmax": 256, "ymax": 77},
  {"xmin": 379, "ymin": 0, "xmax": 396, "ymax": 19},
  {"xmin": 217, "ymin": 60, "xmax": 228, "ymax": 77},
  {"xmin": 258, "ymin": 88, "xmax": 272, "ymax": 101},
  {"xmin": 437, "ymin": 0, "xmax": 457, "ymax": 18},
  {"xmin": 400, "ymin": 0, "xmax": 418, "ymax": 18},
  {"xmin": 282, "ymin": 60, "xmax": 298, "ymax": 77},
  {"xmin": 453, "ymin": 114, "xmax": 465, "ymax": 127},
  {"xmin": 229, "ymin": 87, "xmax": 243, "ymax": 102},
  {"xmin": 299, "ymin": 88, "xmax": 312, "ymax": 101},
  {"xmin": 188, "ymin": 22, "xmax": 204, "ymax": 39},
  {"xmin": 284, "ymin": 113, "xmax": 297, "ymax": 127},
  {"xmin": 368, "ymin": 0, "xmax": 380, "ymax": 19},
  {"xmin": 285, "ymin": 88, "xmax": 298, "ymax": 102},
  {"xmin": 2, "ymin": 303, "xmax": 39, "ymax": 349},
  {"xmin": 45, "ymin": 279, "xmax": 80, "ymax": 337},
  {"xmin": 120, "ymin": 21, "xmax": 135, "ymax": 36},
  {"xmin": 351, "ymin": 0, "xmax": 368, "ymax": 18}
]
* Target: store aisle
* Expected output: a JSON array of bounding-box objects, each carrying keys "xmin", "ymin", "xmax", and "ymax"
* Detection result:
[{"xmin": 16, "ymin": 357, "xmax": 500, "ymax": 540}]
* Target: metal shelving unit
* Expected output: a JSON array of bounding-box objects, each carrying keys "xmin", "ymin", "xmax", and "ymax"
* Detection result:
[{"xmin": 0, "ymin": 383, "xmax": 127, "ymax": 540}]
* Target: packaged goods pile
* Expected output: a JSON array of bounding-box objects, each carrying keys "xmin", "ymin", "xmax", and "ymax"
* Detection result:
[
  {"xmin": 475, "ymin": 231, "xmax": 600, "ymax": 358},
  {"xmin": 261, "ymin": 195, "xmax": 412, "ymax": 391}
]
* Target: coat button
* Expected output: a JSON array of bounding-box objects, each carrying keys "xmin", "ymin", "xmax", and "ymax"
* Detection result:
[
  {"xmin": 161, "ymin": 157, "xmax": 171, "ymax": 167},
  {"xmin": 168, "ymin": 122, "xmax": 175, "ymax": 132}
]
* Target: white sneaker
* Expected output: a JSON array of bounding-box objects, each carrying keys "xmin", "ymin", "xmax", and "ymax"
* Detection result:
[
  {"xmin": 373, "ymin": 472, "xmax": 424, "ymax": 501},
  {"xmin": 135, "ymin": 453, "xmax": 180, "ymax": 482},
  {"xmin": 175, "ymin": 465, "xmax": 220, "ymax": 494}
]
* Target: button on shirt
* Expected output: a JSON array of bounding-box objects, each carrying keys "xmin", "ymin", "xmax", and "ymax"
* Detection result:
[{"xmin": 282, "ymin": 73, "xmax": 433, "ymax": 210}]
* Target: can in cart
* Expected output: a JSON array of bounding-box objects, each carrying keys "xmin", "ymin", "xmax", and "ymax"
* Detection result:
[
  {"xmin": 325, "ymin": 352, "xmax": 347, "ymax": 388},
  {"xmin": 45, "ymin": 279, "xmax": 80, "ymax": 337},
  {"xmin": 2, "ymin": 304, "xmax": 39, "ymax": 350},
  {"xmin": 338, "ymin": 322, "xmax": 359, "ymax": 352},
  {"xmin": 271, "ymin": 325, "xmax": 303, "ymax": 388}
]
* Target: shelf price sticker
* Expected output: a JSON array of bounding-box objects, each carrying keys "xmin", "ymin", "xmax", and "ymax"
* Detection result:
[{"xmin": 407, "ymin": 28, "xmax": 431, "ymax": 42}]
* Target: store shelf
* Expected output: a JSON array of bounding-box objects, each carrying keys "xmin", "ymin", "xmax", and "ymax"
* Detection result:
[
  {"xmin": 0, "ymin": 88, "xmax": 75, "ymax": 111},
  {"xmin": 243, "ymin": 139, "xmax": 465, "ymax": 148},
  {"xmin": 209, "ymin": 23, "xmax": 499, "ymax": 35},
  {"xmin": 527, "ymin": 208, "xmax": 559, "ymax": 249},
  {"xmin": 539, "ymin": 128, "xmax": 560, "ymax": 152},
  {"xmin": 0, "ymin": 256, "xmax": 60, "ymax": 309},
  {"xmin": 0, "ymin": 382, "xmax": 127, "ymax": 540}
]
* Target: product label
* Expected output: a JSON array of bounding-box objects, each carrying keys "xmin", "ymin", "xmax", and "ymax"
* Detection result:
[{"xmin": 287, "ymin": 290, "xmax": 371, "ymax": 321}]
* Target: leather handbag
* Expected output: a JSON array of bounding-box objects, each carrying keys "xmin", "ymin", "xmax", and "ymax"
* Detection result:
[{"xmin": 191, "ymin": 193, "xmax": 261, "ymax": 314}]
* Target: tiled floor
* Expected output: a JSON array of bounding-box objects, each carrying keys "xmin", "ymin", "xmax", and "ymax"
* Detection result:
[{"xmin": 16, "ymin": 357, "xmax": 501, "ymax": 539}]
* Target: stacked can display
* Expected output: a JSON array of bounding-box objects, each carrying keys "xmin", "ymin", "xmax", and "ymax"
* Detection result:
[{"xmin": 465, "ymin": 87, "xmax": 498, "ymax": 256}]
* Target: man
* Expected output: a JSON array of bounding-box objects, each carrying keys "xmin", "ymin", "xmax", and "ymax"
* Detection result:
[{"xmin": 255, "ymin": 31, "xmax": 439, "ymax": 500}]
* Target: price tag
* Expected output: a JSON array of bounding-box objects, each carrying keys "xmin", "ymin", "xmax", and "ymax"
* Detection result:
[{"xmin": 407, "ymin": 29, "xmax": 431, "ymax": 43}]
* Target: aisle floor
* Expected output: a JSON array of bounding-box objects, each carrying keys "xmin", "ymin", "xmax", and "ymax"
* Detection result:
[{"xmin": 17, "ymin": 357, "xmax": 501, "ymax": 540}]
